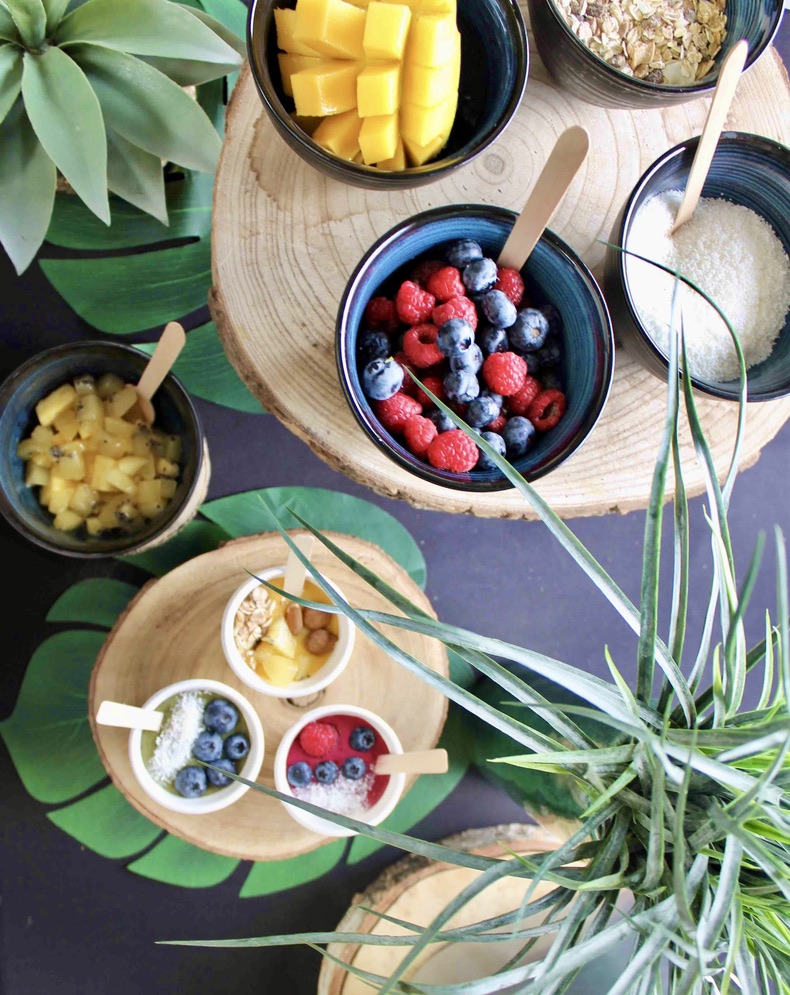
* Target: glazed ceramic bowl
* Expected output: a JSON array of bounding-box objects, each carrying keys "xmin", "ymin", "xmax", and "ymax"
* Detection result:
[
  {"xmin": 604, "ymin": 132, "xmax": 790, "ymax": 402},
  {"xmin": 221, "ymin": 565, "xmax": 355, "ymax": 698},
  {"xmin": 127, "ymin": 678, "xmax": 265, "ymax": 816},
  {"xmin": 247, "ymin": 0, "xmax": 528, "ymax": 189},
  {"xmin": 273, "ymin": 703, "xmax": 406, "ymax": 837},
  {"xmin": 527, "ymin": 0, "xmax": 784, "ymax": 109},
  {"xmin": 0, "ymin": 340, "xmax": 209, "ymax": 557},
  {"xmin": 336, "ymin": 204, "xmax": 615, "ymax": 491}
]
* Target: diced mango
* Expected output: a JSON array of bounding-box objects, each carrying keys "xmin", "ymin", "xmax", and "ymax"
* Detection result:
[
  {"xmin": 363, "ymin": 2, "xmax": 411, "ymax": 61},
  {"xmin": 403, "ymin": 127, "xmax": 451, "ymax": 166},
  {"xmin": 312, "ymin": 108, "xmax": 363, "ymax": 160},
  {"xmin": 155, "ymin": 457, "xmax": 179, "ymax": 479},
  {"xmin": 404, "ymin": 13, "xmax": 457, "ymax": 67},
  {"xmin": 273, "ymin": 7, "xmax": 321, "ymax": 56},
  {"xmin": 359, "ymin": 112, "xmax": 398, "ymax": 163},
  {"xmin": 418, "ymin": 0, "xmax": 455, "ymax": 13},
  {"xmin": 53, "ymin": 508, "xmax": 83, "ymax": 532},
  {"xmin": 91, "ymin": 455, "xmax": 117, "ymax": 492},
  {"xmin": 51, "ymin": 448, "xmax": 86, "ymax": 482},
  {"xmin": 400, "ymin": 97, "xmax": 455, "ymax": 147},
  {"xmin": 262, "ymin": 617, "xmax": 297, "ymax": 659},
  {"xmin": 377, "ymin": 134, "xmax": 406, "ymax": 169},
  {"xmin": 118, "ymin": 456, "xmax": 148, "ymax": 477},
  {"xmin": 95, "ymin": 372, "xmax": 124, "ymax": 399},
  {"xmin": 294, "ymin": 0, "xmax": 366, "ymax": 60},
  {"xmin": 103, "ymin": 416, "xmax": 135, "ymax": 441},
  {"xmin": 278, "ymin": 53, "xmax": 323, "ymax": 97},
  {"xmin": 36, "ymin": 384, "xmax": 77, "ymax": 427},
  {"xmin": 105, "ymin": 466, "xmax": 137, "ymax": 496},
  {"xmin": 291, "ymin": 61, "xmax": 362, "ymax": 116},
  {"xmin": 402, "ymin": 50, "xmax": 460, "ymax": 107},
  {"xmin": 357, "ymin": 62, "xmax": 400, "ymax": 117},
  {"xmin": 69, "ymin": 483, "xmax": 99, "ymax": 517},
  {"xmin": 53, "ymin": 411, "xmax": 79, "ymax": 442},
  {"xmin": 25, "ymin": 462, "xmax": 49, "ymax": 487},
  {"xmin": 48, "ymin": 485, "xmax": 75, "ymax": 515},
  {"xmin": 290, "ymin": 112, "xmax": 323, "ymax": 135},
  {"xmin": 106, "ymin": 384, "xmax": 138, "ymax": 419},
  {"xmin": 160, "ymin": 478, "xmax": 177, "ymax": 499},
  {"xmin": 256, "ymin": 650, "xmax": 299, "ymax": 687},
  {"xmin": 95, "ymin": 430, "xmax": 129, "ymax": 459}
]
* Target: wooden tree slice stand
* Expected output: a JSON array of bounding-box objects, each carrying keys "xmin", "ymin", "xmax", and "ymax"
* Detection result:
[
  {"xmin": 88, "ymin": 531, "xmax": 448, "ymax": 861},
  {"xmin": 211, "ymin": 9, "xmax": 790, "ymax": 520}
]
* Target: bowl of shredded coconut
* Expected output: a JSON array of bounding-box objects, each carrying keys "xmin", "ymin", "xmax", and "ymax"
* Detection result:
[{"xmin": 605, "ymin": 132, "xmax": 790, "ymax": 400}]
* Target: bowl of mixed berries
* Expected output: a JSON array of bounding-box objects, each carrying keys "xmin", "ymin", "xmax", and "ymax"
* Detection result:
[{"xmin": 336, "ymin": 204, "xmax": 615, "ymax": 490}]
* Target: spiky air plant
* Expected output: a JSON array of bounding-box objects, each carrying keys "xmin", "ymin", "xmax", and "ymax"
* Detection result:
[
  {"xmin": 0, "ymin": 0, "xmax": 244, "ymax": 273},
  {"xmin": 173, "ymin": 276, "xmax": 790, "ymax": 994}
]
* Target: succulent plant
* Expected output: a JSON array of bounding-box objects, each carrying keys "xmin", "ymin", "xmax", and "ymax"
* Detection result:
[
  {"xmin": 177, "ymin": 277, "xmax": 790, "ymax": 993},
  {"xmin": 0, "ymin": 0, "xmax": 244, "ymax": 274}
]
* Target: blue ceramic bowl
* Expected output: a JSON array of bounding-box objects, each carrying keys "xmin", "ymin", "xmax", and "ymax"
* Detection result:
[
  {"xmin": 527, "ymin": 0, "xmax": 783, "ymax": 109},
  {"xmin": 337, "ymin": 204, "xmax": 615, "ymax": 491},
  {"xmin": 247, "ymin": 0, "xmax": 528, "ymax": 189},
  {"xmin": 0, "ymin": 341, "xmax": 209, "ymax": 557},
  {"xmin": 604, "ymin": 132, "xmax": 790, "ymax": 402}
]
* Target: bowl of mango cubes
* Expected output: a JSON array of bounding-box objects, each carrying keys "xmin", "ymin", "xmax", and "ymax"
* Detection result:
[
  {"xmin": 0, "ymin": 341, "xmax": 209, "ymax": 558},
  {"xmin": 247, "ymin": 0, "xmax": 528, "ymax": 187}
]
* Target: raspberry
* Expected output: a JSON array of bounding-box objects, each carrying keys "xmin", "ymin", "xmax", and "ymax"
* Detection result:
[
  {"xmin": 299, "ymin": 721, "xmax": 339, "ymax": 758},
  {"xmin": 403, "ymin": 415, "xmax": 438, "ymax": 456},
  {"xmin": 432, "ymin": 296, "xmax": 478, "ymax": 331},
  {"xmin": 427, "ymin": 429, "xmax": 479, "ymax": 472},
  {"xmin": 403, "ymin": 324, "xmax": 443, "ymax": 368},
  {"xmin": 487, "ymin": 413, "xmax": 507, "ymax": 433},
  {"xmin": 482, "ymin": 352, "xmax": 528, "ymax": 396},
  {"xmin": 494, "ymin": 267, "xmax": 525, "ymax": 307},
  {"xmin": 365, "ymin": 296, "xmax": 400, "ymax": 333},
  {"xmin": 426, "ymin": 266, "xmax": 465, "ymax": 303},
  {"xmin": 507, "ymin": 375, "xmax": 542, "ymax": 416},
  {"xmin": 375, "ymin": 392, "xmax": 422, "ymax": 432},
  {"xmin": 396, "ymin": 280, "xmax": 435, "ymax": 325},
  {"xmin": 411, "ymin": 258, "xmax": 444, "ymax": 287},
  {"xmin": 528, "ymin": 389, "xmax": 567, "ymax": 431},
  {"xmin": 394, "ymin": 351, "xmax": 418, "ymax": 396},
  {"xmin": 414, "ymin": 374, "xmax": 445, "ymax": 409}
]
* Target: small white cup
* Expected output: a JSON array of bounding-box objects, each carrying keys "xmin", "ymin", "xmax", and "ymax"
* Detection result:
[
  {"xmin": 128, "ymin": 678, "xmax": 264, "ymax": 815},
  {"xmin": 220, "ymin": 566, "xmax": 355, "ymax": 699},
  {"xmin": 273, "ymin": 703, "xmax": 406, "ymax": 837}
]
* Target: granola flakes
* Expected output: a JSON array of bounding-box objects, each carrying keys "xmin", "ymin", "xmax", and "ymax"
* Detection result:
[{"xmin": 556, "ymin": 0, "xmax": 727, "ymax": 84}]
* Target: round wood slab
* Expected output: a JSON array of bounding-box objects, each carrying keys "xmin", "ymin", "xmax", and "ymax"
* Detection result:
[
  {"xmin": 88, "ymin": 531, "xmax": 448, "ymax": 861},
  {"xmin": 211, "ymin": 8, "xmax": 790, "ymax": 520}
]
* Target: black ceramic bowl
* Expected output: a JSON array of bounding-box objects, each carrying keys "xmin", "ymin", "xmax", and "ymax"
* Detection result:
[
  {"xmin": 604, "ymin": 132, "xmax": 790, "ymax": 402},
  {"xmin": 247, "ymin": 0, "xmax": 528, "ymax": 189},
  {"xmin": 0, "ymin": 341, "xmax": 210, "ymax": 558},
  {"xmin": 337, "ymin": 204, "xmax": 615, "ymax": 491},
  {"xmin": 527, "ymin": 0, "xmax": 784, "ymax": 109}
]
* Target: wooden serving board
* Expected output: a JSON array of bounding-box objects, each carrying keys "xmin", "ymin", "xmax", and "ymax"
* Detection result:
[
  {"xmin": 88, "ymin": 531, "xmax": 448, "ymax": 861},
  {"xmin": 211, "ymin": 7, "xmax": 790, "ymax": 520}
]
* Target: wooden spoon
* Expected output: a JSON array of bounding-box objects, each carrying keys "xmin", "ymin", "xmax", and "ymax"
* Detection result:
[
  {"xmin": 497, "ymin": 126, "xmax": 589, "ymax": 271},
  {"xmin": 376, "ymin": 748, "xmax": 449, "ymax": 776},
  {"xmin": 136, "ymin": 321, "xmax": 187, "ymax": 424},
  {"xmin": 283, "ymin": 534, "xmax": 316, "ymax": 598},
  {"xmin": 96, "ymin": 700, "xmax": 164, "ymax": 732},
  {"xmin": 670, "ymin": 40, "xmax": 748, "ymax": 235}
]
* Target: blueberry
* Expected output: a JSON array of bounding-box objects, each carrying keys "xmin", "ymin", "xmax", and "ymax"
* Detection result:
[
  {"xmin": 479, "ymin": 325, "xmax": 509, "ymax": 355},
  {"xmin": 349, "ymin": 726, "xmax": 376, "ymax": 751},
  {"xmin": 224, "ymin": 733, "xmax": 250, "ymax": 762},
  {"xmin": 192, "ymin": 731, "xmax": 223, "ymax": 763},
  {"xmin": 429, "ymin": 409, "xmax": 454, "ymax": 433},
  {"xmin": 481, "ymin": 390, "xmax": 503, "ymax": 410},
  {"xmin": 534, "ymin": 340, "xmax": 562, "ymax": 368},
  {"xmin": 445, "ymin": 239, "xmax": 483, "ymax": 268},
  {"xmin": 502, "ymin": 416, "xmax": 536, "ymax": 458},
  {"xmin": 541, "ymin": 303, "xmax": 563, "ymax": 335},
  {"xmin": 342, "ymin": 756, "xmax": 367, "ymax": 780},
  {"xmin": 358, "ymin": 328, "xmax": 390, "ymax": 364},
  {"xmin": 541, "ymin": 371, "xmax": 564, "ymax": 391},
  {"xmin": 509, "ymin": 309, "xmax": 550, "ymax": 353},
  {"xmin": 203, "ymin": 699, "xmax": 238, "ymax": 735},
  {"xmin": 315, "ymin": 760, "xmax": 339, "ymax": 784},
  {"xmin": 362, "ymin": 357, "xmax": 403, "ymax": 400},
  {"xmin": 480, "ymin": 290, "xmax": 517, "ymax": 328},
  {"xmin": 444, "ymin": 370, "xmax": 480, "ymax": 404},
  {"xmin": 287, "ymin": 761, "xmax": 313, "ymax": 787},
  {"xmin": 449, "ymin": 343, "xmax": 483, "ymax": 375},
  {"xmin": 475, "ymin": 431, "xmax": 507, "ymax": 471},
  {"xmin": 437, "ymin": 318, "xmax": 474, "ymax": 358},
  {"xmin": 174, "ymin": 766, "xmax": 207, "ymax": 798},
  {"xmin": 206, "ymin": 758, "xmax": 236, "ymax": 788},
  {"xmin": 462, "ymin": 257, "xmax": 497, "ymax": 295},
  {"xmin": 466, "ymin": 395, "xmax": 501, "ymax": 429}
]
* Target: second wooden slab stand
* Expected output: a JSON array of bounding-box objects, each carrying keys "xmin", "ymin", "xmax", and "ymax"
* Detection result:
[{"xmin": 211, "ymin": 6, "xmax": 790, "ymax": 520}]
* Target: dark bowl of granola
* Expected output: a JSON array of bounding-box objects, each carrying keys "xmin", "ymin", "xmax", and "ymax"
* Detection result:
[{"xmin": 526, "ymin": 0, "xmax": 783, "ymax": 108}]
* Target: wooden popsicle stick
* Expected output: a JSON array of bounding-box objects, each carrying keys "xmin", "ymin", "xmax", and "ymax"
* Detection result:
[
  {"xmin": 376, "ymin": 748, "xmax": 449, "ymax": 775},
  {"xmin": 283, "ymin": 534, "xmax": 316, "ymax": 597},
  {"xmin": 670, "ymin": 40, "xmax": 748, "ymax": 234},
  {"xmin": 136, "ymin": 321, "xmax": 187, "ymax": 424},
  {"xmin": 497, "ymin": 126, "xmax": 589, "ymax": 271},
  {"xmin": 96, "ymin": 700, "xmax": 164, "ymax": 732}
]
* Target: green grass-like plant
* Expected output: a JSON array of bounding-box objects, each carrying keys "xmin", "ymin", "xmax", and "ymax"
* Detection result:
[
  {"xmin": 171, "ymin": 276, "xmax": 790, "ymax": 993},
  {"xmin": 0, "ymin": 0, "xmax": 244, "ymax": 273}
]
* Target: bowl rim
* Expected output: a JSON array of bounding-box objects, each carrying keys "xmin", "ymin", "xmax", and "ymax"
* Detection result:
[
  {"xmin": 272, "ymin": 702, "xmax": 406, "ymax": 837},
  {"xmin": 220, "ymin": 564, "xmax": 356, "ymax": 698},
  {"xmin": 614, "ymin": 130, "xmax": 790, "ymax": 402},
  {"xmin": 246, "ymin": 0, "xmax": 529, "ymax": 183},
  {"xmin": 534, "ymin": 0, "xmax": 785, "ymax": 96},
  {"xmin": 0, "ymin": 339, "xmax": 206, "ymax": 558},
  {"xmin": 127, "ymin": 677, "xmax": 265, "ymax": 815},
  {"xmin": 336, "ymin": 202, "xmax": 615, "ymax": 491}
]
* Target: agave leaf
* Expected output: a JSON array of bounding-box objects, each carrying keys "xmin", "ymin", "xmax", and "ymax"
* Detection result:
[
  {"xmin": 22, "ymin": 47, "xmax": 109, "ymax": 222},
  {"xmin": 181, "ymin": 4, "xmax": 245, "ymax": 55},
  {"xmin": 758, "ymin": 612, "xmax": 776, "ymax": 711},
  {"xmin": 0, "ymin": 44, "xmax": 22, "ymax": 125},
  {"xmin": 0, "ymin": 3, "xmax": 20, "ymax": 40},
  {"xmin": 5, "ymin": 0, "xmax": 45, "ymax": 46},
  {"xmin": 106, "ymin": 127, "xmax": 167, "ymax": 224},
  {"xmin": 722, "ymin": 534, "xmax": 764, "ymax": 715},
  {"xmin": 56, "ymin": 0, "xmax": 241, "ymax": 67},
  {"xmin": 0, "ymin": 99, "xmax": 55, "ymax": 273},
  {"xmin": 41, "ymin": 0, "xmax": 70, "ymax": 30},
  {"xmin": 775, "ymin": 526, "xmax": 790, "ymax": 714},
  {"xmin": 137, "ymin": 51, "xmax": 237, "ymax": 85},
  {"xmin": 69, "ymin": 43, "xmax": 221, "ymax": 172}
]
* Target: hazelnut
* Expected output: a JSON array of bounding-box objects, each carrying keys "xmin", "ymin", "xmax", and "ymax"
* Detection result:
[
  {"xmin": 305, "ymin": 628, "xmax": 337, "ymax": 655},
  {"xmin": 303, "ymin": 607, "xmax": 332, "ymax": 630},
  {"xmin": 285, "ymin": 602, "xmax": 303, "ymax": 635}
]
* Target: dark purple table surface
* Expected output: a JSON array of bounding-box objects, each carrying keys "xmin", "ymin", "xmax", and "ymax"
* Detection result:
[{"xmin": 2, "ymin": 26, "xmax": 789, "ymax": 994}]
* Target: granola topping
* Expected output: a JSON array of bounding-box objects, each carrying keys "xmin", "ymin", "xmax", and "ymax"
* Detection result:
[{"xmin": 234, "ymin": 584, "xmax": 275, "ymax": 656}]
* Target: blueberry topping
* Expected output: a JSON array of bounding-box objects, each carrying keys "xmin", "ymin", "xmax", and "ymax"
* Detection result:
[
  {"xmin": 362, "ymin": 357, "xmax": 404, "ymax": 400},
  {"xmin": 502, "ymin": 416, "xmax": 536, "ymax": 458},
  {"xmin": 349, "ymin": 726, "xmax": 376, "ymax": 751},
  {"xmin": 466, "ymin": 395, "xmax": 501, "ymax": 429},
  {"xmin": 534, "ymin": 340, "xmax": 562, "ymax": 368},
  {"xmin": 206, "ymin": 758, "xmax": 236, "ymax": 787},
  {"xmin": 449, "ymin": 343, "xmax": 483, "ymax": 374},
  {"xmin": 479, "ymin": 326, "xmax": 509, "ymax": 354},
  {"xmin": 541, "ymin": 303, "xmax": 563, "ymax": 335},
  {"xmin": 342, "ymin": 756, "xmax": 367, "ymax": 780},
  {"xmin": 203, "ymin": 699, "xmax": 238, "ymax": 735},
  {"xmin": 429, "ymin": 409, "xmax": 455, "ymax": 433},
  {"xmin": 476, "ymin": 431, "xmax": 507, "ymax": 471},
  {"xmin": 223, "ymin": 733, "xmax": 250, "ymax": 762},
  {"xmin": 481, "ymin": 390, "xmax": 503, "ymax": 410},
  {"xmin": 462, "ymin": 257, "xmax": 497, "ymax": 295},
  {"xmin": 358, "ymin": 328, "xmax": 391, "ymax": 364},
  {"xmin": 315, "ymin": 760, "xmax": 340, "ymax": 784},
  {"xmin": 541, "ymin": 371, "xmax": 564, "ymax": 392},
  {"xmin": 287, "ymin": 761, "xmax": 313, "ymax": 787},
  {"xmin": 445, "ymin": 239, "xmax": 483, "ymax": 268},
  {"xmin": 437, "ymin": 318, "xmax": 474, "ymax": 358},
  {"xmin": 509, "ymin": 309, "xmax": 550, "ymax": 353},
  {"xmin": 192, "ymin": 731, "xmax": 223, "ymax": 763},
  {"xmin": 443, "ymin": 370, "xmax": 480, "ymax": 404},
  {"xmin": 174, "ymin": 766, "xmax": 207, "ymax": 798},
  {"xmin": 480, "ymin": 290, "xmax": 517, "ymax": 328}
]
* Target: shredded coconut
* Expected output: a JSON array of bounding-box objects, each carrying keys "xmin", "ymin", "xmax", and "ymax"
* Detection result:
[
  {"xmin": 293, "ymin": 772, "xmax": 375, "ymax": 818},
  {"xmin": 625, "ymin": 190, "xmax": 790, "ymax": 382},
  {"xmin": 147, "ymin": 691, "xmax": 207, "ymax": 785}
]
